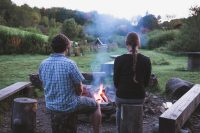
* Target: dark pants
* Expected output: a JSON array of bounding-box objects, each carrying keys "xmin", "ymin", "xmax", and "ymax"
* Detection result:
[
  {"xmin": 48, "ymin": 96, "xmax": 97, "ymax": 133},
  {"xmin": 49, "ymin": 110, "xmax": 77, "ymax": 133}
]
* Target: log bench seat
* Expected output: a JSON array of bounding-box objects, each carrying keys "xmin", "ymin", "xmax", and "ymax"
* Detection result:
[
  {"xmin": 159, "ymin": 84, "xmax": 200, "ymax": 133},
  {"xmin": 0, "ymin": 82, "xmax": 31, "ymax": 101}
]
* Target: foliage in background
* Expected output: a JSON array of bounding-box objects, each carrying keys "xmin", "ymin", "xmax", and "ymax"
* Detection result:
[
  {"xmin": 168, "ymin": 6, "xmax": 200, "ymax": 52},
  {"xmin": 19, "ymin": 26, "xmax": 43, "ymax": 34},
  {"xmin": 107, "ymin": 34, "xmax": 125, "ymax": 48},
  {"xmin": 145, "ymin": 29, "xmax": 179, "ymax": 49},
  {"xmin": 161, "ymin": 18, "xmax": 186, "ymax": 30},
  {"xmin": 62, "ymin": 18, "xmax": 83, "ymax": 40},
  {"xmin": 136, "ymin": 14, "xmax": 161, "ymax": 31},
  {"xmin": 0, "ymin": 25, "xmax": 50, "ymax": 54}
]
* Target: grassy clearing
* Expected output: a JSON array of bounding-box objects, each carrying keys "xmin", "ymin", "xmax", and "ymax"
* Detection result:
[
  {"xmin": 0, "ymin": 48, "xmax": 199, "ymax": 94},
  {"xmin": 0, "ymin": 54, "xmax": 48, "ymax": 89},
  {"xmin": 141, "ymin": 50, "xmax": 200, "ymax": 93}
]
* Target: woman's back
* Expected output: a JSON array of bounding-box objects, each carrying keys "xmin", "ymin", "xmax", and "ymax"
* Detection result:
[{"xmin": 113, "ymin": 53, "xmax": 151, "ymax": 99}]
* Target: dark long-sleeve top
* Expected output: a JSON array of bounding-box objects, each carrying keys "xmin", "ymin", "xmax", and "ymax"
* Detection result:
[{"xmin": 113, "ymin": 53, "xmax": 151, "ymax": 99}]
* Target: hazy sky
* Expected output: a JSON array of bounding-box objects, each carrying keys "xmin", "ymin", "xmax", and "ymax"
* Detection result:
[{"xmin": 11, "ymin": 0, "xmax": 200, "ymax": 21}]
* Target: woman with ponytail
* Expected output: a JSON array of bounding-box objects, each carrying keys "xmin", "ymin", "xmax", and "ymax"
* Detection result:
[{"xmin": 113, "ymin": 32, "xmax": 151, "ymax": 132}]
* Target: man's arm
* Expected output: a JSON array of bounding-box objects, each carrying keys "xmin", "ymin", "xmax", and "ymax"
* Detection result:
[{"xmin": 74, "ymin": 82, "xmax": 83, "ymax": 96}]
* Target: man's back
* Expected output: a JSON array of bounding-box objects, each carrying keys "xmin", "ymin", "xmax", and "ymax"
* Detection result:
[{"xmin": 39, "ymin": 53, "xmax": 84, "ymax": 112}]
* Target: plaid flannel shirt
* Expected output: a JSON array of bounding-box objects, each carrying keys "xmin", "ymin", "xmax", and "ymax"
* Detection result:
[{"xmin": 39, "ymin": 53, "xmax": 84, "ymax": 112}]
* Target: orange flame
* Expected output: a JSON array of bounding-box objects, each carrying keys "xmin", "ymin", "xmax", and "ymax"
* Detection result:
[{"xmin": 93, "ymin": 84, "xmax": 108, "ymax": 103}]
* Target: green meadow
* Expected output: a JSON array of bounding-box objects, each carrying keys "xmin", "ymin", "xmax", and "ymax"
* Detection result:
[{"xmin": 0, "ymin": 48, "xmax": 199, "ymax": 93}]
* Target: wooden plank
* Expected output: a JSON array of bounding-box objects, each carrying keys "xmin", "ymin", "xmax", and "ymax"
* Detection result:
[
  {"xmin": 159, "ymin": 84, "xmax": 200, "ymax": 133},
  {"xmin": 110, "ymin": 55, "xmax": 120, "ymax": 59},
  {"xmin": 120, "ymin": 104, "xmax": 143, "ymax": 133},
  {"xmin": 0, "ymin": 82, "xmax": 31, "ymax": 101}
]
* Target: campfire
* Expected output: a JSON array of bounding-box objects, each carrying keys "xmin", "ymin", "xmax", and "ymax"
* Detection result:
[
  {"xmin": 93, "ymin": 83, "xmax": 109, "ymax": 103},
  {"xmin": 82, "ymin": 83, "xmax": 116, "ymax": 115}
]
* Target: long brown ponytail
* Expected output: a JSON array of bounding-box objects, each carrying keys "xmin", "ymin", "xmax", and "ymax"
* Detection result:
[{"xmin": 126, "ymin": 32, "xmax": 140, "ymax": 83}]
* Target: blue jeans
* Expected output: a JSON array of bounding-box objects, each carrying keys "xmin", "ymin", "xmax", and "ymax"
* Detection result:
[{"xmin": 115, "ymin": 97, "xmax": 144, "ymax": 133}]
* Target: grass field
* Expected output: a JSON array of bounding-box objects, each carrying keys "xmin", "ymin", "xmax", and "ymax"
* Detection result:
[{"xmin": 0, "ymin": 48, "xmax": 199, "ymax": 93}]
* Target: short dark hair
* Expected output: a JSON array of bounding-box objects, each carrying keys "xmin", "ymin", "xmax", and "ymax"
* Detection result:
[{"xmin": 51, "ymin": 34, "xmax": 70, "ymax": 53}]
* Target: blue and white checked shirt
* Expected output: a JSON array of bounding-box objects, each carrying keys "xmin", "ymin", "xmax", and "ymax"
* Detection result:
[{"xmin": 39, "ymin": 53, "xmax": 84, "ymax": 112}]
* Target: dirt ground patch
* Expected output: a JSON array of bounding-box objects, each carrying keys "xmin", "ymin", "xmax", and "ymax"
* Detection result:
[{"xmin": 0, "ymin": 92, "xmax": 168, "ymax": 133}]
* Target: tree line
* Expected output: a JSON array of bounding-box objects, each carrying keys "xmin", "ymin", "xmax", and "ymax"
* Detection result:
[
  {"xmin": 1, "ymin": 0, "xmax": 199, "ymax": 53},
  {"xmin": 0, "ymin": 0, "xmax": 167, "ymax": 42}
]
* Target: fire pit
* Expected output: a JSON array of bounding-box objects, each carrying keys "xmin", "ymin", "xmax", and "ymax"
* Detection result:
[
  {"xmin": 29, "ymin": 72, "xmax": 116, "ymax": 116},
  {"xmin": 82, "ymin": 84, "xmax": 116, "ymax": 116}
]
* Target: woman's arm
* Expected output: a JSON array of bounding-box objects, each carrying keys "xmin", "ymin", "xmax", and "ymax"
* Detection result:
[
  {"xmin": 144, "ymin": 57, "xmax": 152, "ymax": 87},
  {"xmin": 113, "ymin": 57, "xmax": 120, "ymax": 89}
]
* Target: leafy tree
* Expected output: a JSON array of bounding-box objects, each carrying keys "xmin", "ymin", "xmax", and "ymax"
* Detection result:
[
  {"xmin": 0, "ymin": 0, "xmax": 12, "ymax": 16},
  {"xmin": 0, "ymin": 16, "xmax": 6, "ymax": 25},
  {"xmin": 137, "ymin": 14, "xmax": 160, "ymax": 31},
  {"xmin": 62, "ymin": 18, "xmax": 82, "ymax": 40},
  {"xmin": 161, "ymin": 18, "xmax": 185, "ymax": 30},
  {"xmin": 30, "ymin": 11, "xmax": 41, "ymax": 26},
  {"xmin": 40, "ymin": 16, "xmax": 49, "ymax": 27},
  {"xmin": 169, "ymin": 6, "xmax": 200, "ymax": 52}
]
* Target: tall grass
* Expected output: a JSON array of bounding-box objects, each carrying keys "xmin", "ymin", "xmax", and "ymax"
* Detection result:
[{"xmin": 0, "ymin": 25, "xmax": 50, "ymax": 54}]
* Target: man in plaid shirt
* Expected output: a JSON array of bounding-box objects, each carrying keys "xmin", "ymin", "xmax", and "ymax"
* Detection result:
[{"xmin": 39, "ymin": 34, "xmax": 101, "ymax": 133}]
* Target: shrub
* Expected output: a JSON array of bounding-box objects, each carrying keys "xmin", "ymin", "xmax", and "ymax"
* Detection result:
[
  {"xmin": 145, "ymin": 29, "xmax": 179, "ymax": 49},
  {"xmin": 0, "ymin": 25, "xmax": 49, "ymax": 54},
  {"xmin": 168, "ymin": 7, "xmax": 200, "ymax": 52},
  {"xmin": 19, "ymin": 27, "xmax": 42, "ymax": 34}
]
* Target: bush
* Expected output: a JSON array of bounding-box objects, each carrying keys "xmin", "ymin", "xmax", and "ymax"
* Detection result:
[
  {"xmin": 0, "ymin": 25, "xmax": 49, "ymax": 54},
  {"xmin": 145, "ymin": 29, "xmax": 179, "ymax": 49},
  {"xmin": 168, "ymin": 7, "xmax": 200, "ymax": 52},
  {"xmin": 19, "ymin": 27, "xmax": 42, "ymax": 34}
]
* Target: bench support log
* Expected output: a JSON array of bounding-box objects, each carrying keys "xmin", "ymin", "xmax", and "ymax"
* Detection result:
[
  {"xmin": 120, "ymin": 104, "xmax": 143, "ymax": 133},
  {"xmin": 11, "ymin": 97, "xmax": 37, "ymax": 133},
  {"xmin": 159, "ymin": 84, "xmax": 200, "ymax": 133}
]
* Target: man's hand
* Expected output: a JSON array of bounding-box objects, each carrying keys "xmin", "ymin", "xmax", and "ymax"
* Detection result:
[{"xmin": 74, "ymin": 82, "xmax": 83, "ymax": 96}]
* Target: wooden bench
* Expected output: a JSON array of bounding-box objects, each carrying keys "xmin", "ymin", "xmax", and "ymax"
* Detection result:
[
  {"xmin": 0, "ymin": 82, "xmax": 32, "ymax": 101},
  {"xmin": 159, "ymin": 84, "xmax": 200, "ymax": 133}
]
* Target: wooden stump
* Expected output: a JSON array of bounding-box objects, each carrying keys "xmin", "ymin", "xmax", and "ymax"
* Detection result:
[
  {"xmin": 11, "ymin": 97, "xmax": 37, "ymax": 133},
  {"xmin": 120, "ymin": 104, "xmax": 143, "ymax": 133},
  {"xmin": 186, "ymin": 52, "xmax": 200, "ymax": 70}
]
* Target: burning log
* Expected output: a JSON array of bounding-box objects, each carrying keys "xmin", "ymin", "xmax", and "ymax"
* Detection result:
[
  {"xmin": 83, "ymin": 84, "xmax": 116, "ymax": 117},
  {"xmin": 100, "ymin": 93, "xmax": 109, "ymax": 102}
]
